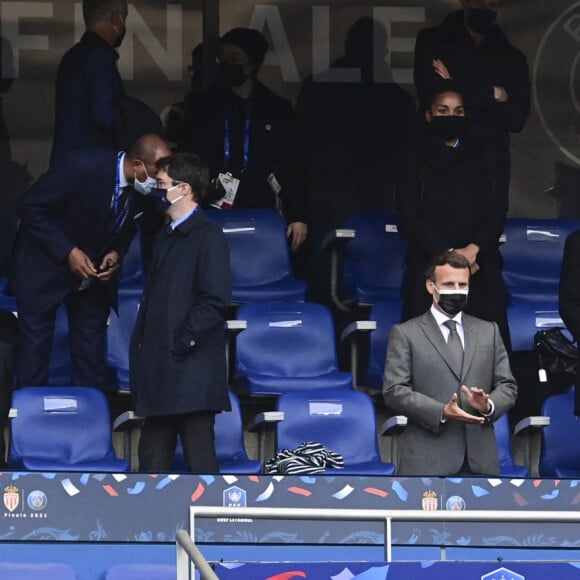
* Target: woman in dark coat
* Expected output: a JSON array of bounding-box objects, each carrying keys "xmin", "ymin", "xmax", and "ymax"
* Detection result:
[
  {"xmin": 130, "ymin": 153, "xmax": 232, "ymax": 473},
  {"xmin": 397, "ymin": 83, "xmax": 510, "ymax": 349}
]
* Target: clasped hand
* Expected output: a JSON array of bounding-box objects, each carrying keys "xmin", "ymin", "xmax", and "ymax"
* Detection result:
[
  {"xmin": 443, "ymin": 385, "xmax": 492, "ymax": 424},
  {"xmin": 68, "ymin": 248, "xmax": 119, "ymax": 282}
]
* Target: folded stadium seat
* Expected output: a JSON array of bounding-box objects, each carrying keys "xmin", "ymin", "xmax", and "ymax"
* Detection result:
[
  {"xmin": 0, "ymin": 562, "xmax": 77, "ymax": 579},
  {"xmin": 232, "ymin": 301, "xmax": 353, "ymax": 397},
  {"xmin": 538, "ymin": 387, "xmax": 580, "ymax": 477},
  {"xmin": 206, "ymin": 208, "xmax": 306, "ymax": 304},
  {"xmin": 107, "ymin": 292, "xmax": 141, "ymax": 394},
  {"xmin": 271, "ymin": 388, "xmax": 396, "ymax": 475},
  {"xmin": 500, "ymin": 218, "xmax": 580, "ymax": 305},
  {"xmin": 105, "ymin": 563, "xmax": 176, "ymax": 580},
  {"xmin": 8, "ymin": 386, "xmax": 129, "ymax": 472},
  {"xmin": 172, "ymin": 390, "xmax": 262, "ymax": 474},
  {"xmin": 323, "ymin": 211, "xmax": 406, "ymax": 312},
  {"xmin": 341, "ymin": 298, "xmax": 403, "ymax": 393}
]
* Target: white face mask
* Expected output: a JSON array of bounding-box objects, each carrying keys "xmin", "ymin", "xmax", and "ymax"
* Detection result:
[{"xmin": 133, "ymin": 163, "xmax": 157, "ymax": 195}]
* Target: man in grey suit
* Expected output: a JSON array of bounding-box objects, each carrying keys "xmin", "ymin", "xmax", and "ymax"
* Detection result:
[{"xmin": 384, "ymin": 251, "xmax": 517, "ymax": 476}]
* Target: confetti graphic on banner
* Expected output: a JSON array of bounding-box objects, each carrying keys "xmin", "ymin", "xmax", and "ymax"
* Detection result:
[
  {"xmin": 127, "ymin": 481, "xmax": 146, "ymax": 495},
  {"xmin": 102, "ymin": 485, "xmax": 119, "ymax": 497},
  {"xmin": 61, "ymin": 478, "xmax": 80, "ymax": 497},
  {"xmin": 364, "ymin": 487, "xmax": 388, "ymax": 498},
  {"xmin": 191, "ymin": 482, "xmax": 208, "ymax": 502},
  {"xmin": 333, "ymin": 485, "xmax": 354, "ymax": 500},
  {"xmin": 471, "ymin": 485, "xmax": 489, "ymax": 498},
  {"xmin": 156, "ymin": 475, "xmax": 180, "ymax": 490},
  {"xmin": 256, "ymin": 481, "xmax": 275, "ymax": 502},
  {"xmin": 488, "ymin": 479, "xmax": 502, "ymax": 488},
  {"xmin": 288, "ymin": 486, "xmax": 312, "ymax": 497},
  {"xmin": 391, "ymin": 480, "xmax": 408, "ymax": 502},
  {"xmin": 510, "ymin": 479, "xmax": 525, "ymax": 487}
]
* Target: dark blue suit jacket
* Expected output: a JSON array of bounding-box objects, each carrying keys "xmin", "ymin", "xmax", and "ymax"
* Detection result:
[
  {"xmin": 50, "ymin": 31, "xmax": 123, "ymax": 167},
  {"xmin": 12, "ymin": 148, "xmax": 139, "ymax": 313}
]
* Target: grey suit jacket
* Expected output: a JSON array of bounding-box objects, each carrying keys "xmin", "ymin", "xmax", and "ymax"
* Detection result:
[{"xmin": 383, "ymin": 310, "xmax": 517, "ymax": 476}]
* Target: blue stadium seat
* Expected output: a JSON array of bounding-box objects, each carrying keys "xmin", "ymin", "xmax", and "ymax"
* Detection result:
[
  {"xmin": 0, "ymin": 562, "xmax": 77, "ymax": 579},
  {"xmin": 233, "ymin": 301, "xmax": 352, "ymax": 396},
  {"xmin": 173, "ymin": 391, "xmax": 262, "ymax": 474},
  {"xmin": 507, "ymin": 302, "xmax": 566, "ymax": 351},
  {"xmin": 107, "ymin": 292, "xmax": 141, "ymax": 393},
  {"xmin": 325, "ymin": 212, "xmax": 406, "ymax": 311},
  {"xmin": 273, "ymin": 388, "xmax": 396, "ymax": 475},
  {"xmin": 8, "ymin": 386, "xmax": 129, "ymax": 472},
  {"xmin": 493, "ymin": 413, "xmax": 529, "ymax": 477},
  {"xmin": 500, "ymin": 218, "xmax": 580, "ymax": 305},
  {"xmin": 106, "ymin": 563, "xmax": 176, "ymax": 580},
  {"xmin": 342, "ymin": 299, "xmax": 402, "ymax": 393},
  {"xmin": 207, "ymin": 208, "xmax": 306, "ymax": 304},
  {"xmin": 539, "ymin": 387, "xmax": 580, "ymax": 478}
]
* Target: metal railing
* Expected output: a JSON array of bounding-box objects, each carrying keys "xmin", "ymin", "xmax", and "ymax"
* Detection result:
[{"xmin": 176, "ymin": 505, "xmax": 580, "ymax": 579}]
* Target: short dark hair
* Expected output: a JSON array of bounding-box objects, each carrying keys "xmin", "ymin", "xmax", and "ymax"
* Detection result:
[
  {"xmin": 156, "ymin": 153, "xmax": 209, "ymax": 203},
  {"xmin": 424, "ymin": 79, "xmax": 464, "ymax": 113},
  {"xmin": 83, "ymin": 0, "xmax": 126, "ymax": 26},
  {"xmin": 425, "ymin": 250, "xmax": 471, "ymax": 282}
]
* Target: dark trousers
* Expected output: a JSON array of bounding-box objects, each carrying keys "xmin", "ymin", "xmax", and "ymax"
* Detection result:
[
  {"xmin": 138, "ymin": 411, "xmax": 219, "ymax": 473},
  {"xmin": 16, "ymin": 284, "xmax": 110, "ymax": 387}
]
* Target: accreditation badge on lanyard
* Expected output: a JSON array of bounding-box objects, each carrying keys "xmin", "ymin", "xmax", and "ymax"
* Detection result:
[{"xmin": 212, "ymin": 109, "xmax": 251, "ymax": 210}]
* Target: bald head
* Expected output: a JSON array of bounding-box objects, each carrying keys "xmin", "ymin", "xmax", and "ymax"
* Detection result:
[{"xmin": 125, "ymin": 134, "xmax": 172, "ymax": 185}]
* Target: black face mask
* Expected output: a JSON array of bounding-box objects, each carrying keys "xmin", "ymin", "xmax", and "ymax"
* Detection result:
[
  {"xmin": 429, "ymin": 115, "xmax": 467, "ymax": 141},
  {"xmin": 466, "ymin": 8, "xmax": 498, "ymax": 35},
  {"xmin": 435, "ymin": 289, "xmax": 469, "ymax": 317},
  {"xmin": 219, "ymin": 63, "xmax": 248, "ymax": 88}
]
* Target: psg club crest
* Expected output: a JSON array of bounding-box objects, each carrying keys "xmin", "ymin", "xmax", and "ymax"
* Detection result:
[
  {"xmin": 422, "ymin": 490, "xmax": 438, "ymax": 511},
  {"xmin": 4, "ymin": 485, "xmax": 19, "ymax": 513}
]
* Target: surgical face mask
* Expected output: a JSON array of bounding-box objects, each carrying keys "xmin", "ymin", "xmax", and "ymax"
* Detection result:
[
  {"xmin": 429, "ymin": 115, "xmax": 467, "ymax": 141},
  {"xmin": 466, "ymin": 8, "xmax": 498, "ymax": 35},
  {"xmin": 133, "ymin": 163, "xmax": 156, "ymax": 195},
  {"xmin": 149, "ymin": 184, "xmax": 186, "ymax": 213},
  {"xmin": 434, "ymin": 286, "xmax": 469, "ymax": 317}
]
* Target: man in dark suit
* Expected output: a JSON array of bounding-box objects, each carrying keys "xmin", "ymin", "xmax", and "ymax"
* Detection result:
[
  {"xmin": 50, "ymin": 0, "xmax": 128, "ymax": 167},
  {"xmin": 383, "ymin": 251, "xmax": 517, "ymax": 476},
  {"xmin": 130, "ymin": 153, "xmax": 232, "ymax": 473},
  {"xmin": 12, "ymin": 134, "xmax": 172, "ymax": 389}
]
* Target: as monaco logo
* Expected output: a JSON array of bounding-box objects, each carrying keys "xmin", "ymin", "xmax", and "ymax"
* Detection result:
[
  {"xmin": 4, "ymin": 485, "xmax": 19, "ymax": 513},
  {"xmin": 422, "ymin": 490, "xmax": 438, "ymax": 511}
]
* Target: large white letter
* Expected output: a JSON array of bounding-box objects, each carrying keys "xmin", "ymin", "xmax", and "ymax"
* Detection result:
[
  {"xmin": 2, "ymin": 2, "xmax": 53, "ymax": 78},
  {"xmin": 373, "ymin": 7, "xmax": 425, "ymax": 84},
  {"xmin": 249, "ymin": 5, "xmax": 299, "ymax": 83}
]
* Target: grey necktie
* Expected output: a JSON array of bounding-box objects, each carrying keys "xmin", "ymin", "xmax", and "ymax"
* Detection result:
[{"xmin": 444, "ymin": 319, "xmax": 464, "ymax": 371}]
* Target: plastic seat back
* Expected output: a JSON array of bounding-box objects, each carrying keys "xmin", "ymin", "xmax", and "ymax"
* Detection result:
[
  {"xmin": 233, "ymin": 301, "xmax": 352, "ymax": 396},
  {"xmin": 500, "ymin": 218, "xmax": 580, "ymax": 305},
  {"xmin": 493, "ymin": 413, "xmax": 528, "ymax": 477},
  {"xmin": 342, "ymin": 212, "xmax": 406, "ymax": 305},
  {"xmin": 8, "ymin": 386, "xmax": 128, "ymax": 472},
  {"xmin": 207, "ymin": 209, "xmax": 306, "ymax": 303},
  {"xmin": 539, "ymin": 387, "xmax": 580, "ymax": 477},
  {"xmin": 275, "ymin": 388, "xmax": 395, "ymax": 475}
]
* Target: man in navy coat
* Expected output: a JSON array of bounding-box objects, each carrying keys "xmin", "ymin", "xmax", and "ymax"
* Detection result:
[
  {"xmin": 50, "ymin": 0, "xmax": 128, "ymax": 168},
  {"xmin": 12, "ymin": 134, "xmax": 172, "ymax": 388},
  {"xmin": 130, "ymin": 153, "xmax": 232, "ymax": 473}
]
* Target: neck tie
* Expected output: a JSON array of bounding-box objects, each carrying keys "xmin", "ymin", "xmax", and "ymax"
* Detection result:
[{"xmin": 444, "ymin": 319, "xmax": 464, "ymax": 371}]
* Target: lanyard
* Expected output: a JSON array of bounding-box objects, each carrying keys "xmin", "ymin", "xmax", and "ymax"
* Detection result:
[
  {"xmin": 224, "ymin": 106, "xmax": 251, "ymax": 171},
  {"xmin": 112, "ymin": 151, "xmax": 125, "ymax": 216}
]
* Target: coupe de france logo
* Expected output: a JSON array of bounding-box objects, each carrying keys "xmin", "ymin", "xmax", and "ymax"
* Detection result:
[
  {"xmin": 223, "ymin": 486, "xmax": 246, "ymax": 508},
  {"xmin": 481, "ymin": 567, "xmax": 525, "ymax": 580},
  {"xmin": 534, "ymin": 2, "xmax": 580, "ymax": 166}
]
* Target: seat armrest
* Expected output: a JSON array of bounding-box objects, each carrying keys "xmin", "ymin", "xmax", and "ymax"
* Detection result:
[
  {"xmin": 340, "ymin": 320, "xmax": 376, "ymax": 343},
  {"xmin": 381, "ymin": 415, "xmax": 408, "ymax": 437},
  {"xmin": 247, "ymin": 411, "xmax": 285, "ymax": 466},
  {"xmin": 321, "ymin": 228, "xmax": 355, "ymax": 252},
  {"xmin": 514, "ymin": 415, "xmax": 550, "ymax": 436},
  {"xmin": 246, "ymin": 411, "xmax": 285, "ymax": 432},
  {"xmin": 226, "ymin": 319, "xmax": 247, "ymax": 335},
  {"xmin": 113, "ymin": 410, "xmax": 144, "ymax": 432}
]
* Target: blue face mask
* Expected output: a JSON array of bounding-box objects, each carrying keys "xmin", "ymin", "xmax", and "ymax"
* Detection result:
[{"xmin": 149, "ymin": 184, "xmax": 186, "ymax": 213}]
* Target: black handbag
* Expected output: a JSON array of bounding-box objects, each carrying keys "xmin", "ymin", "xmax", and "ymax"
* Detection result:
[{"xmin": 534, "ymin": 327, "xmax": 578, "ymax": 388}]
